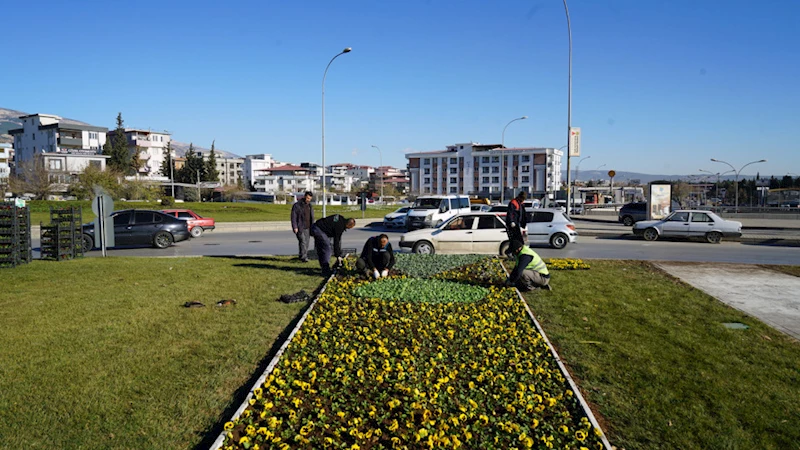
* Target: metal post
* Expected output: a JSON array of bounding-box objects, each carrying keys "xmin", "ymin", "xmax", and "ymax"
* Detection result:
[
  {"xmin": 196, "ymin": 169, "xmax": 201, "ymax": 202},
  {"xmin": 500, "ymin": 116, "xmax": 527, "ymax": 204},
  {"xmin": 170, "ymin": 154, "xmax": 175, "ymax": 198},
  {"xmin": 563, "ymin": 0, "xmax": 573, "ymax": 214},
  {"xmin": 372, "ymin": 145, "xmax": 383, "ymax": 202},
  {"xmin": 322, "ymin": 47, "xmax": 352, "ymax": 218},
  {"xmin": 711, "ymin": 158, "xmax": 766, "ymax": 213}
]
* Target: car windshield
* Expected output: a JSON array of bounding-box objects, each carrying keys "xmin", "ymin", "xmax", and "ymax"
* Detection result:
[
  {"xmin": 413, "ymin": 198, "xmax": 441, "ymax": 209},
  {"xmin": 397, "ymin": 207, "xmax": 409, "ymax": 213}
]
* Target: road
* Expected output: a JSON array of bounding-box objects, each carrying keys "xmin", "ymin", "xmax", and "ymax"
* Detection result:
[{"xmin": 34, "ymin": 226, "xmax": 800, "ymax": 265}]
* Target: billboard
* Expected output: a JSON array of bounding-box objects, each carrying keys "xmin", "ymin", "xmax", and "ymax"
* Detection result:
[
  {"xmin": 569, "ymin": 127, "xmax": 581, "ymax": 157},
  {"xmin": 648, "ymin": 183, "xmax": 672, "ymax": 220}
]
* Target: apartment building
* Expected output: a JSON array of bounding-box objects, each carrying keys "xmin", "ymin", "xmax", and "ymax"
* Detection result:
[
  {"xmin": 8, "ymin": 114, "xmax": 109, "ymax": 189},
  {"xmin": 215, "ymin": 157, "xmax": 244, "ymax": 186},
  {"xmin": 253, "ymin": 165, "xmax": 315, "ymax": 193},
  {"xmin": 0, "ymin": 143, "xmax": 11, "ymax": 188},
  {"xmin": 406, "ymin": 142, "xmax": 562, "ymax": 199},
  {"xmin": 243, "ymin": 154, "xmax": 276, "ymax": 191},
  {"xmin": 106, "ymin": 128, "xmax": 171, "ymax": 180}
]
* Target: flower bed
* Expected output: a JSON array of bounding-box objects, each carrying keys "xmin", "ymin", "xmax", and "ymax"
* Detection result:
[
  {"xmin": 219, "ymin": 255, "xmax": 606, "ymax": 450},
  {"xmin": 545, "ymin": 258, "xmax": 591, "ymax": 270}
]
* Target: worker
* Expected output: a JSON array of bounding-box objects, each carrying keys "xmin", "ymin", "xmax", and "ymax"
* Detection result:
[
  {"xmin": 356, "ymin": 233, "xmax": 395, "ymax": 279},
  {"xmin": 506, "ymin": 191, "xmax": 528, "ymax": 246},
  {"xmin": 505, "ymin": 240, "xmax": 552, "ymax": 291},
  {"xmin": 311, "ymin": 214, "xmax": 356, "ymax": 276}
]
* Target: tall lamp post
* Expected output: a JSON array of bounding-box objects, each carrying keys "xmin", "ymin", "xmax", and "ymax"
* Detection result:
[
  {"xmin": 321, "ymin": 47, "xmax": 352, "ymax": 217},
  {"xmin": 500, "ymin": 116, "xmax": 527, "ymax": 204},
  {"xmin": 573, "ymin": 155, "xmax": 590, "ymax": 208},
  {"xmin": 710, "ymin": 158, "xmax": 767, "ymax": 212},
  {"xmin": 562, "ymin": 0, "xmax": 573, "ymax": 217},
  {"xmin": 699, "ymin": 169, "xmax": 734, "ymax": 208},
  {"xmin": 371, "ymin": 145, "xmax": 383, "ymax": 202}
]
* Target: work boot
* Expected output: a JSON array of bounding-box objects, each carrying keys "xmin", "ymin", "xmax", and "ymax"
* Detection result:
[{"xmin": 543, "ymin": 284, "xmax": 553, "ymax": 291}]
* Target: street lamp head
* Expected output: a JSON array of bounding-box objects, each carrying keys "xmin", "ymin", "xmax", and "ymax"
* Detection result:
[
  {"xmin": 521, "ymin": 116, "xmax": 528, "ymax": 120},
  {"xmin": 343, "ymin": 47, "xmax": 352, "ymax": 53},
  {"xmin": 758, "ymin": 159, "xmax": 767, "ymax": 162},
  {"xmin": 710, "ymin": 158, "xmax": 718, "ymax": 162}
]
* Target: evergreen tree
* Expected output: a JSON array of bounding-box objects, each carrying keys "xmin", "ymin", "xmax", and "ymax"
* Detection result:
[
  {"xmin": 178, "ymin": 143, "xmax": 206, "ymax": 184},
  {"xmin": 160, "ymin": 141, "xmax": 174, "ymax": 178},
  {"xmin": 105, "ymin": 113, "xmax": 131, "ymax": 174},
  {"xmin": 204, "ymin": 140, "xmax": 220, "ymax": 182}
]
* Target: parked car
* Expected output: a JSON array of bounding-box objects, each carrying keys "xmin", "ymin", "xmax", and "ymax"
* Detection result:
[
  {"xmin": 81, "ymin": 209, "xmax": 191, "ymax": 251},
  {"xmin": 525, "ymin": 208, "xmax": 578, "ymax": 249},
  {"xmin": 618, "ymin": 201, "xmax": 648, "ymax": 226},
  {"xmin": 383, "ymin": 206, "xmax": 410, "ymax": 228},
  {"xmin": 399, "ymin": 213, "xmax": 523, "ymax": 255},
  {"xmin": 632, "ymin": 210, "xmax": 742, "ymax": 243},
  {"xmin": 161, "ymin": 209, "xmax": 216, "ymax": 237},
  {"xmin": 487, "ymin": 205, "xmax": 508, "ymax": 218}
]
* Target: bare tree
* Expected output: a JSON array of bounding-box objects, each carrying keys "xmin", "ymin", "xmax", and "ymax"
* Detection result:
[{"xmin": 9, "ymin": 154, "xmax": 52, "ymax": 200}]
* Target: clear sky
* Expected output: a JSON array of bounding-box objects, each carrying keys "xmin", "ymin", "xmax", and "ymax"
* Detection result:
[{"xmin": 3, "ymin": 0, "xmax": 798, "ymax": 177}]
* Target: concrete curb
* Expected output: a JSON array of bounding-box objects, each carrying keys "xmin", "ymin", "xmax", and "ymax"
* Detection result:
[{"xmin": 577, "ymin": 230, "xmax": 800, "ymax": 246}]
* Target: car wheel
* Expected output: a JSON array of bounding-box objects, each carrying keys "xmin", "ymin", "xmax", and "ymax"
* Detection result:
[
  {"xmin": 190, "ymin": 227, "xmax": 203, "ymax": 238},
  {"xmin": 81, "ymin": 234, "xmax": 94, "ymax": 253},
  {"xmin": 499, "ymin": 241, "xmax": 510, "ymax": 257},
  {"xmin": 153, "ymin": 231, "xmax": 174, "ymax": 249},
  {"xmin": 412, "ymin": 240, "xmax": 435, "ymax": 255},
  {"xmin": 550, "ymin": 233, "xmax": 568, "ymax": 250},
  {"xmin": 706, "ymin": 231, "xmax": 722, "ymax": 244},
  {"xmin": 622, "ymin": 216, "xmax": 634, "ymax": 226},
  {"xmin": 643, "ymin": 228, "xmax": 659, "ymax": 241}
]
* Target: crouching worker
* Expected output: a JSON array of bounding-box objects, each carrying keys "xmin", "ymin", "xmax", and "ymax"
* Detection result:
[
  {"xmin": 505, "ymin": 240, "xmax": 552, "ymax": 291},
  {"xmin": 311, "ymin": 214, "xmax": 356, "ymax": 277},
  {"xmin": 356, "ymin": 233, "xmax": 395, "ymax": 279}
]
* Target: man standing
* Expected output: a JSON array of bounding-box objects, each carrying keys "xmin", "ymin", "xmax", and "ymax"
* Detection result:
[
  {"xmin": 506, "ymin": 191, "xmax": 528, "ymax": 245},
  {"xmin": 291, "ymin": 191, "xmax": 315, "ymax": 262},
  {"xmin": 356, "ymin": 234, "xmax": 395, "ymax": 279},
  {"xmin": 505, "ymin": 240, "xmax": 552, "ymax": 291},
  {"xmin": 311, "ymin": 214, "xmax": 356, "ymax": 276}
]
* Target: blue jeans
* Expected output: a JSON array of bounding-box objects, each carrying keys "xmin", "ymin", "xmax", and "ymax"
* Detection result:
[{"xmin": 311, "ymin": 225, "xmax": 332, "ymax": 272}]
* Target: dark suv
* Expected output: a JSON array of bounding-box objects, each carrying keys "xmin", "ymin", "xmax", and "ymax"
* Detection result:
[{"xmin": 618, "ymin": 202, "xmax": 647, "ymax": 226}]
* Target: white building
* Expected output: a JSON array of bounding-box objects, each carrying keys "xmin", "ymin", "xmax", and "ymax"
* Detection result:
[
  {"xmin": 0, "ymin": 143, "xmax": 12, "ymax": 187},
  {"xmin": 8, "ymin": 114, "xmax": 109, "ymax": 190},
  {"xmin": 405, "ymin": 142, "xmax": 563, "ymax": 200},
  {"xmin": 243, "ymin": 154, "xmax": 276, "ymax": 191},
  {"xmin": 253, "ymin": 165, "xmax": 316, "ymax": 193},
  {"xmin": 214, "ymin": 157, "xmax": 244, "ymax": 186},
  {"xmin": 106, "ymin": 128, "xmax": 171, "ymax": 180}
]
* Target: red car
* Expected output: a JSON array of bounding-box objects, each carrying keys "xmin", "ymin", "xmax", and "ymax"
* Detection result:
[{"xmin": 161, "ymin": 209, "xmax": 216, "ymax": 238}]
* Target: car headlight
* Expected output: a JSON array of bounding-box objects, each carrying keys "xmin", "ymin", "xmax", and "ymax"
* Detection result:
[{"xmin": 424, "ymin": 214, "xmax": 433, "ymax": 224}]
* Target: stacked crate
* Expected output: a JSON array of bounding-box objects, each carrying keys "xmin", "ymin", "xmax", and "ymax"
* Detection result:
[
  {"xmin": 0, "ymin": 201, "xmax": 32, "ymax": 269},
  {"xmin": 40, "ymin": 206, "xmax": 84, "ymax": 261}
]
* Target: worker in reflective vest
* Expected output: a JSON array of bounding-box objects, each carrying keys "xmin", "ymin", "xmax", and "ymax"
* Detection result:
[{"xmin": 505, "ymin": 240, "xmax": 552, "ymax": 291}]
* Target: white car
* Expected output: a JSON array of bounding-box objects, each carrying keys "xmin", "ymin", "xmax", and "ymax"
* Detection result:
[
  {"xmin": 526, "ymin": 208, "xmax": 578, "ymax": 249},
  {"xmin": 399, "ymin": 213, "xmax": 522, "ymax": 255},
  {"xmin": 633, "ymin": 210, "xmax": 742, "ymax": 244},
  {"xmin": 383, "ymin": 207, "xmax": 410, "ymax": 228}
]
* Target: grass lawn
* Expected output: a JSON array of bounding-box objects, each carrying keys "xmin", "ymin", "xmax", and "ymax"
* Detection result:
[
  {"xmin": 765, "ymin": 264, "xmax": 800, "ymax": 277},
  {"xmin": 521, "ymin": 260, "xmax": 800, "ymax": 450},
  {"xmin": 27, "ymin": 200, "xmax": 398, "ymax": 225},
  {"xmin": 0, "ymin": 256, "xmax": 325, "ymax": 449}
]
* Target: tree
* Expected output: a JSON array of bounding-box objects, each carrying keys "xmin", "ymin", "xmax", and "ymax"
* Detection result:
[
  {"xmin": 177, "ymin": 143, "xmax": 205, "ymax": 184},
  {"xmin": 9, "ymin": 154, "xmax": 52, "ymax": 200},
  {"xmin": 105, "ymin": 113, "xmax": 132, "ymax": 175},
  {"xmin": 204, "ymin": 140, "xmax": 220, "ymax": 183},
  {"xmin": 68, "ymin": 164, "xmax": 121, "ymax": 200},
  {"xmin": 160, "ymin": 141, "xmax": 175, "ymax": 179}
]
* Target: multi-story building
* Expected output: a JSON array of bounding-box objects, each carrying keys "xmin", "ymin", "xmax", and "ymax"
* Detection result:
[
  {"xmin": 243, "ymin": 154, "xmax": 276, "ymax": 191},
  {"xmin": 106, "ymin": 128, "xmax": 171, "ymax": 180},
  {"xmin": 8, "ymin": 114, "xmax": 109, "ymax": 189},
  {"xmin": 405, "ymin": 142, "xmax": 562, "ymax": 200},
  {"xmin": 215, "ymin": 157, "xmax": 244, "ymax": 186},
  {"xmin": 253, "ymin": 165, "xmax": 315, "ymax": 193},
  {"xmin": 0, "ymin": 143, "xmax": 12, "ymax": 188},
  {"xmin": 370, "ymin": 166, "xmax": 410, "ymax": 195}
]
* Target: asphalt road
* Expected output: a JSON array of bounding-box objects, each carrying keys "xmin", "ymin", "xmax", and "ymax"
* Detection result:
[{"xmin": 35, "ymin": 226, "xmax": 800, "ymax": 265}]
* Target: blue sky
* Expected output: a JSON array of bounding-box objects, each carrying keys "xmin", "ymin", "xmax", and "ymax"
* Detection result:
[{"xmin": 3, "ymin": 0, "xmax": 798, "ymax": 177}]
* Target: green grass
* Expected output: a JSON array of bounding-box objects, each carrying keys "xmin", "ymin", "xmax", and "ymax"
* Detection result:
[
  {"xmin": 0, "ymin": 256, "xmax": 325, "ymax": 449},
  {"xmin": 764, "ymin": 264, "xmax": 800, "ymax": 277},
  {"xmin": 27, "ymin": 200, "xmax": 398, "ymax": 225},
  {"xmin": 520, "ymin": 260, "xmax": 800, "ymax": 450}
]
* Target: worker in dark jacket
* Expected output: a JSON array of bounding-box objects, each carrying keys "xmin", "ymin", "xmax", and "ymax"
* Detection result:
[
  {"xmin": 506, "ymin": 191, "xmax": 528, "ymax": 245},
  {"xmin": 290, "ymin": 191, "xmax": 315, "ymax": 262},
  {"xmin": 311, "ymin": 214, "xmax": 356, "ymax": 276},
  {"xmin": 505, "ymin": 240, "xmax": 552, "ymax": 291},
  {"xmin": 356, "ymin": 234, "xmax": 395, "ymax": 279}
]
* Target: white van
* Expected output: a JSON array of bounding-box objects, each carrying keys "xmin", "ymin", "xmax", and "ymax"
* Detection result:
[{"xmin": 406, "ymin": 195, "xmax": 471, "ymax": 230}]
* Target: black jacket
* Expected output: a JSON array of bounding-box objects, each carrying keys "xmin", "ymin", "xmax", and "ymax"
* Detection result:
[
  {"xmin": 506, "ymin": 198, "xmax": 527, "ymax": 228},
  {"xmin": 360, "ymin": 236, "xmax": 395, "ymax": 270},
  {"xmin": 290, "ymin": 200, "xmax": 314, "ymax": 231},
  {"xmin": 314, "ymin": 214, "xmax": 349, "ymax": 257}
]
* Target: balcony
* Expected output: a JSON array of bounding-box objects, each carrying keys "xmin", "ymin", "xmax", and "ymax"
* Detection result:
[{"xmin": 58, "ymin": 136, "xmax": 83, "ymax": 147}]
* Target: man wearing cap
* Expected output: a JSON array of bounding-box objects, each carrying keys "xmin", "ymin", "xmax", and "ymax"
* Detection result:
[
  {"xmin": 311, "ymin": 214, "xmax": 357, "ymax": 276},
  {"xmin": 506, "ymin": 191, "xmax": 528, "ymax": 245},
  {"xmin": 505, "ymin": 240, "xmax": 552, "ymax": 291},
  {"xmin": 291, "ymin": 191, "xmax": 315, "ymax": 262}
]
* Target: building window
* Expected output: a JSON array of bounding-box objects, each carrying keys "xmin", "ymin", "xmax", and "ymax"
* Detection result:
[
  {"xmin": 450, "ymin": 187, "xmax": 457, "ymax": 193},
  {"xmin": 48, "ymin": 159, "xmax": 62, "ymax": 171},
  {"xmin": 492, "ymin": 177, "xmax": 499, "ymax": 183},
  {"xmin": 482, "ymin": 177, "xmax": 489, "ymax": 183},
  {"xmin": 492, "ymin": 167, "xmax": 499, "ymax": 173},
  {"xmin": 424, "ymin": 177, "xmax": 430, "ymax": 184},
  {"xmin": 521, "ymin": 165, "xmax": 529, "ymax": 172},
  {"xmin": 491, "ymin": 156, "xmax": 499, "ymax": 163},
  {"xmin": 522, "ymin": 155, "xmax": 530, "ymax": 162},
  {"xmin": 522, "ymin": 176, "xmax": 530, "ymax": 183},
  {"xmin": 32, "ymin": 134, "xmax": 35, "ymax": 140},
  {"xmin": 450, "ymin": 157, "xmax": 457, "ymax": 164},
  {"xmin": 482, "ymin": 157, "xmax": 489, "ymax": 163},
  {"xmin": 482, "ymin": 167, "xmax": 489, "ymax": 174},
  {"xmin": 424, "ymin": 168, "xmax": 430, "ymax": 174},
  {"xmin": 450, "ymin": 177, "xmax": 457, "ymax": 183},
  {"xmin": 423, "ymin": 158, "xmax": 430, "ymax": 165},
  {"xmin": 449, "ymin": 168, "xmax": 457, "ymax": 174}
]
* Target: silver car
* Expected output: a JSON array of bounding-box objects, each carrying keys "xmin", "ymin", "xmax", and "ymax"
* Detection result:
[
  {"xmin": 383, "ymin": 207, "xmax": 410, "ymax": 228},
  {"xmin": 525, "ymin": 208, "xmax": 578, "ymax": 249},
  {"xmin": 633, "ymin": 210, "xmax": 742, "ymax": 244}
]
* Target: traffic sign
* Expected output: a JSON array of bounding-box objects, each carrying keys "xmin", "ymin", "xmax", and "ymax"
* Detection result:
[
  {"xmin": 92, "ymin": 192, "xmax": 115, "ymax": 252},
  {"xmin": 608, "ymin": 170, "xmax": 616, "ymax": 178},
  {"xmin": 569, "ymin": 127, "xmax": 581, "ymax": 157}
]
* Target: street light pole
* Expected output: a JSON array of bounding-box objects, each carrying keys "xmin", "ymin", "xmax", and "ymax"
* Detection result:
[
  {"xmin": 699, "ymin": 169, "xmax": 734, "ymax": 208},
  {"xmin": 562, "ymin": 0, "xmax": 573, "ymax": 215},
  {"xmin": 322, "ymin": 47, "xmax": 352, "ymax": 217},
  {"xmin": 711, "ymin": 158, "xmax": 767, "ymax": 212},
  {"xmin": 500, "ymin": 116, "xmax": 527, "ymax": 204},
  {"xmin": 573, "ymin": 155, "xmax": 590, "ymax": 209},
  {"xmin": 371, "ymin": 145, "xmax": 383, "ymax": 202}
]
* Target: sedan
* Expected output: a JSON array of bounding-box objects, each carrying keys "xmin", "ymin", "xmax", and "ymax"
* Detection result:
[
  {"xmin": 81, "ymin": 209, "xmax": 191, "ymax": 251},
  {"xmin": 161, "ymin": 209, "xmax": 216, "ymax": 237},
  {"xmin": 383, "ymin": 207, "xmax": 410, "ymax": 229},
  {"xmin": 633, "ymin": 210, "xmax": 742, "ymax": 243},
  {"xmin": 399, "ymin": 213, "xmax": 520, "ymax": 255}
]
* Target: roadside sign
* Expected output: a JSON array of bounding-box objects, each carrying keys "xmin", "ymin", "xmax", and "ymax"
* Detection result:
[
  {"xmin": 608, "ymin": 170, "xmax": 616, "ymax": 178},
  {"xmin": 569, "ymin": 127, "xmax": 581, "ymax": 157},
  {"xmin": 92, "ymin": 191, "xmax": 115, "ymax": 253}
]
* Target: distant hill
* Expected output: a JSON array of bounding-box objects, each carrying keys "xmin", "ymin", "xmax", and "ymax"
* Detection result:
[{"xmin": 0, "ymin": 107, "xmax": 241, "ymax": 158}]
